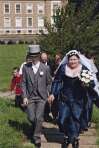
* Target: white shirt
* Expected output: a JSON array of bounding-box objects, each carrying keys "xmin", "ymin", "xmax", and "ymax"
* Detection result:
[
  {"xmin": 19, "ymin": 62, "xmax": 26, "ymax": 75},
  {"xmin": 32, "ymin": 62, "xmax": 40, "ymax": 74}
]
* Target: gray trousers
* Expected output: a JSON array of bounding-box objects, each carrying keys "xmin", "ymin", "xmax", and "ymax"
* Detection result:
[{"xmin": 26, "ymin": 100, "xmax": 46, "ymax": 143}]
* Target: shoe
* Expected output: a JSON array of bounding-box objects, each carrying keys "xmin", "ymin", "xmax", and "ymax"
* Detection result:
[
  {"xmin": 88, "ymin": 122, "xmax": 91, "ymax": 128},
  {"xmin": 84, "ymin": 128, "xmax": 88, "ymax": 131},
  {"xmin": 72, "ymin": 138, "xmax": 79, "ymax": 148},
  {"xmin": 61, "ymin": 137, "xmax": 69, "ymax": 148},
  {"xmin": 35, "ymin": 143, "xmax": 41, "ymax": 148},
  {"xmin": 79, "ymin": 130, "xmax": 84, "ymax": 134}
]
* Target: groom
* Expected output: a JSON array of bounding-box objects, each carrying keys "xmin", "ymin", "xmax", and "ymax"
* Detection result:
[{"xmin": 21, "ymin": 45, "xmax": 52, "ymax": 148}]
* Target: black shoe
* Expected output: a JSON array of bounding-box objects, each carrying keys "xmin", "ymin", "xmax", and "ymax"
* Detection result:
[
  {"xmin": 61, "ymin": 137, "xmax": 69, "ymax": 148},
  {"xmin": 79, "ymin": 129, "xmax": 84, "ymax": 134},
  {"xmin": 35, "ymin": 143, "xmax": 41, "ymax": 148},
  {"xmin": 72, "ymin": 138, "xmax": 79, "ymax": 148}
]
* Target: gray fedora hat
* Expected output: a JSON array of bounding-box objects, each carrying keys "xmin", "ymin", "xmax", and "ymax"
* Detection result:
[{"xmin": 28, "ymin": 45, "xmax": 41, "ymax": 56}]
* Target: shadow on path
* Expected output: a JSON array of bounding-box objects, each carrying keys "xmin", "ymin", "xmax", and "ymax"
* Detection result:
[{"xmin": 43, "ymin": 127, "xmax": 64, "ymax": 144}]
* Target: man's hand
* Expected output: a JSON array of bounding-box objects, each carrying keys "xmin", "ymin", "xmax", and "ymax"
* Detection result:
[
  {"xmin": 48, "ymin": 94, "xmax": 54, "ymax": 104},
  {"xmin": 23, "ymin": 98, "xmax": 28, "ymax": 106}
]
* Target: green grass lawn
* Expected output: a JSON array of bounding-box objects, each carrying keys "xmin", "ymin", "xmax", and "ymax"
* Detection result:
[
  {"xmin": 0, "ymin": 98, "xmax": 34, "ymax": 148},
  {"xmin": 0, "ymin": 44, "xmax": 27, "ymax": 91},
  {"xmin": 92, "ymin": 106, "xmax": 99, "ymax": 146}
]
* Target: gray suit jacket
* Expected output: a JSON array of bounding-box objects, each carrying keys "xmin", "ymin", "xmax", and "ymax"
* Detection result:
[{"xmin": 21, "ymin": 62, "xmax": 52, "ymax": 101}]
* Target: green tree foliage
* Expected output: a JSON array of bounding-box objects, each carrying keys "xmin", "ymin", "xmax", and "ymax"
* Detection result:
[{"xmin": 40, "ymin": 0, "xmax": 99, "ymax": 56}]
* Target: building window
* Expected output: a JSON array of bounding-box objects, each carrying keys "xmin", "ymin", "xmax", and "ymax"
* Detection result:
[
  {"xmin": 51, "ymin": 1, "xmax": 61, "ymax": 24},
  {"xmin": 15, "ymin": 4, "xmax": 21, "ymax": 13},
  {"xmin": 38, "ymin": 16, "xmax": 44, "ymax": 28},
  {"xmin": 5, "ymin": 30, "xmax": 10, "ymax": 34},
  {"xmin": 53, "ymin": 2, "xmax": 61, "ymax": 15},
  {"xmin": 4, "ymin": 17, "xmax": 11, "ymax": 28},
  {"xmin": 37, "ymin": 4, "xmax": 44, "ymax": 14},
  {"xmin": 27, "ymin": 17, "xmax": 33, "ymax": 27},
  {"xmin": 27, "ymin": 4, "xmax": 33, "ymax": 13},
  {"xmin": 16, "ymin": 17, "xmax": 22, "ymax": 28},
  {"xmin": 16, "ymin": 30, "xmax": 21, "ymax": 34},
  {"xmin": 4, "ymin": 3, "xmax": 10, "ymax": 14},
  {"xmin": 28, "ymin": 30, "xmax": 32, "ymax": 34}
]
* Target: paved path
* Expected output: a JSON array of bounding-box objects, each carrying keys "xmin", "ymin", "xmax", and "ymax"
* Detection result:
[
  {"xmin": 23, "ymin": 122, "xmax": 98, "ymax": 148},
  {"xmin": 42, "ymin": 122, "xmax": 97, "ymax": 148},
  {"xmin": 0, "ymin": 91, "xmax": 15, "ymax": 99}
]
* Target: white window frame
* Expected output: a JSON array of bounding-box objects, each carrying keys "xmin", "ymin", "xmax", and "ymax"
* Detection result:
[
  {"xmin": 16, "ymin": 17, "xmax": 22, "ymax": 28},
  {"xmin": 4, "ymin": 17, "xmax": 11, "ymax": 28},
  {"xmin": 27, "ymin": 17, "xmax": 33, "ymax": 28},
  {"xmin": 15, "ymin": 3, "xmax": 21, "ymax": 14},
  {"xmin": 51, "ymin": 1, "xmax": 61, "ymax": 24},
  {"xmin": 38, "ymin": 16, "xmax": 44, "ymax": 28},
  {"xmin": 37, "ymin": 3, "xmax": 44, "ymax": 15},
  {"xmin": 4, "ymin": 3, "xmax": 10, "ymax": 14},
  {"xmin": 26, "ymin": 3, "xmax": 33, "ymax": 14}
]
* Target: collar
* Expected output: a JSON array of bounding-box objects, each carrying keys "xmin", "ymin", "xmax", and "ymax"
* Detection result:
[{"xmin": 32, "ymin": 61, "xmax": 40, "ymax": 67}]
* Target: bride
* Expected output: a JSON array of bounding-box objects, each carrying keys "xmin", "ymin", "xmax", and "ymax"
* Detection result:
[{"xmin": 48, "ymin": 50, "xmax": 97, "ymax": 148}]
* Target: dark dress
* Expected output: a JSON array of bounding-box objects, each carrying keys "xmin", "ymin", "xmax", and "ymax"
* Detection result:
[{"xmin": 51, "ymin": 64, "xmax": 94, "ymax": 143}]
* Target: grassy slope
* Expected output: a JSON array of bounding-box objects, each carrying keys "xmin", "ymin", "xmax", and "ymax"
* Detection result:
[
  {"xmin": 0, "ymin": 98, "xmax": 34, "ymax": 148},
  {"xmin": 0, "ymin": 44, "xmax": 27, "ymax": 91},
  {"xmin": 92, "ymin": 106, "xmax": 99, "ymax": 146}
]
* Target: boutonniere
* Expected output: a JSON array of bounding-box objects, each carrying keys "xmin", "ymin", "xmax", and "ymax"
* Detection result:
[{"xmin": 40, "ymin": 71, "xmax": 44, "ymax": 76}]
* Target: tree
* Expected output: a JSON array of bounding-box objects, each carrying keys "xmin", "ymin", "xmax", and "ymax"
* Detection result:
[{"xmin": 39, "ymin": 0, "xmax": 99, "ymax": 57}]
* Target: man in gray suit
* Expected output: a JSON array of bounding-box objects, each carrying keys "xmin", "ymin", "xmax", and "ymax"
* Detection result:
[{"xmin": 21, "ymin": 45, "xmax": 52, "ymax": 148}]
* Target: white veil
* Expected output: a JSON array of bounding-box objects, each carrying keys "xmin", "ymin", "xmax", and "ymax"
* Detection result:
[{"xmin": 58, "ymin": 50, "xmax": 97, "ymax": 72}]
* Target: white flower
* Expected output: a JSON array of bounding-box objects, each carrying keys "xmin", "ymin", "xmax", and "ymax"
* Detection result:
[
  {"xmin": 85, "ymin": 74, "xmax": 90, "ymax": 79},
  {"xmin": 83, "ymin": 70, "xmax": 88, "ymax": 73},
  {"xmin": 85, "ymin": 79, "xmax": 90, "ymax": 84},
  {"xmin": 80, "ymin": 69, "xmax": 93, "ymax": 84},
  {"xmin": 81, "ymin": 72, "xmax": 87, "ymax": 77},
  {"xmin": 81, "ymin": 77, "xmax": 86, "ymax": 82},
  {"xmin": 40, "ymin": 71, "xmax": 44, "ymax": 76}
]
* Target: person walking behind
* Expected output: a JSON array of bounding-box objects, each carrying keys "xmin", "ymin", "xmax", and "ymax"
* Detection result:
[
  {"xmin": 10, "ymin": 67, "xmax": 23, "ymax": 108},
  {"xmin": 41, "ymin": 52, "xmax": 53, "ymax": 122}
]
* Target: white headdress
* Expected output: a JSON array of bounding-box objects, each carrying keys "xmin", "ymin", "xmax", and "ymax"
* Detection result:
[{"xmin": 58, "ymin": 50, "xmax": 98, "ymax": 73}]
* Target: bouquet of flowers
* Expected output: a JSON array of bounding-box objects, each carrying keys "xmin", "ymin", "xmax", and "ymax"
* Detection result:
[{"xmin": 79, "ymin": 70, "xmax": 94, "ymax": 86}]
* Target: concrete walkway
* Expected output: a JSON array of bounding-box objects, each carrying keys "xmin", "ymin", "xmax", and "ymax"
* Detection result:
[
  {"xmin": 23, "ymin": 122, "xmax": 98, "ymax": 148},
  {"xmin": 0, "ymin": 91, "xmax": 15, "ymax": 99},
  {"xmin": 41, "ymin": 122, "xmax": 97, "ymax": 148}
]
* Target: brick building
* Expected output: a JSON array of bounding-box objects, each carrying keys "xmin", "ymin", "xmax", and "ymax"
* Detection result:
[{"xmin": 0, "ymin": 0, "xmax": 67, "ymax": 42}]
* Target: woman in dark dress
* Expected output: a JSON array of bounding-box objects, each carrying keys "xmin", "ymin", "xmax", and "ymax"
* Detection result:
[{"xmin": 49, "ymin": 50, "xmax": 95, "ymax": 148}]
